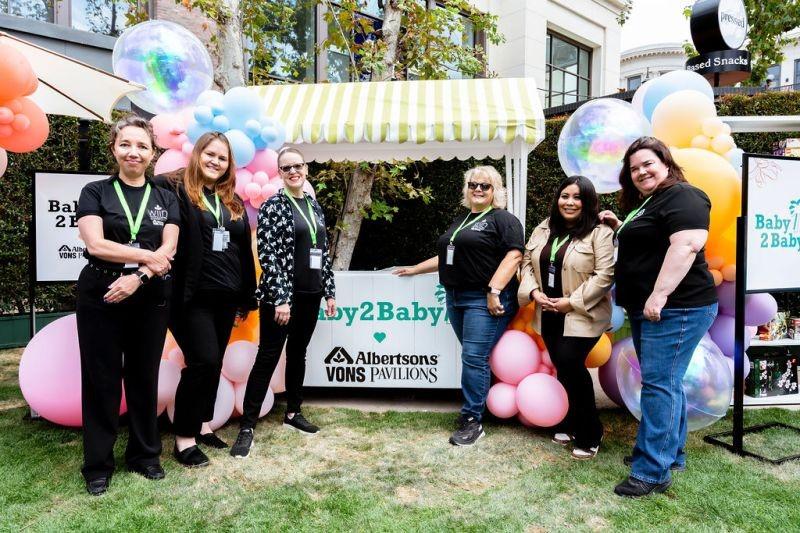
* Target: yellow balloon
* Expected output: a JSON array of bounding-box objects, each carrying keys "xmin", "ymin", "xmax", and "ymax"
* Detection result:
[
  {"xmin": 585, "ymin": 334, "xmax": 612, "ymax": 368},
  {"xmin": 652, "ymin": 90, "xmax": 718, "ymax": 148},
  {"xmin": 701, "ymin": 116, "xmax": 726, "ymax": 138},
  {"xmin": 711, "ymin": 134, "xmax": 736, "ymax": 155},
  {"xmin": 672, "ymin": 148, "xmax": 741, "ymax": 239},
  {"xmin": 691, "ymin": 135, "xmax": 711, "ymax": 150}
]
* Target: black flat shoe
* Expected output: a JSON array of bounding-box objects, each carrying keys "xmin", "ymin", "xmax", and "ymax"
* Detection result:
[
  {"xmin": 614, "ymin": 476, "xmax": 672, "ymax": 498},
  {"xmin": 197, "ymin": 432, "xmax": 228, "ymax": 449},
  {"xmin": 86, "ymin": 477, "xmax": 109, "ymax": 496},
  {"xmin": 173, "ymin": 444, "xmax": 210, "ymax": 468},
  {"xmin": 128, "ymin": 463, "xmax": 166, "ymax": 480},
  {"xmin": 623, "ymin": 455, "xmax": 686, "ymax": 472}
]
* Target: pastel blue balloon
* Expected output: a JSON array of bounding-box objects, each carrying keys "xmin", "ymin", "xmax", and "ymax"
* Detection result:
[
  {"xmin": 196, "ymin": 89, "xmax": 223, "ymax": 108},
  {"xmin": 223, "ymin": 87, "xmax": 264, "ymax": 131},
  {"xmin": 642, "ymin": 70, "xmax": 714, "ymax": 121},
  {"xmin": 194, "ymin": 105, "xmax": 213, "ymax": 125},
  {"xmin": 211, "ymin": 114, "xmax": 230, "ymax": 132},
  {"xmin": 252, "ymin": 136, "xmax": 268, "ymax": 150},
  {"xmin": 186, "ymin": 120, "xmax": 212, "ymax": 143},
  {"xmin": 608, "ymin": 305, "xmax": 625, "ymax": 333},
  {"xmin": 211, "ymin": 102, "xmax": 226, "ymax": 116},
  {"xmin": 224, "ymin": 129, "xmax": 256, "ymax": 167},
  {"xmin": 260, "ymin": 126, "xmax": 278, "ymax": 144},
  {"xmin": 244, "ymin": 119, "xmax": 262, "ymax": 138}
]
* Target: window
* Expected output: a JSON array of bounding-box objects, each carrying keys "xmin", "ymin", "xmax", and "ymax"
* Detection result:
[
  {"xmin": 627, "ymin": 75, "xmax": 641, "ymax": 91},
  {"xmin": 255, "ymin": 0, "xmax": 316, "ymax": 83},
  {"xmin": 545, "ymin": 32, "xmax": 591, "ymax": 107},
  {"xmin": 71, "ymin": 0, "xmax": 132, "ymax": 36},
  {"xmin": 3, "ymin": 0, "xmax": 54, "ymax": 23},
  {"xmin": 765, "ymin": 64, "xmax": 781, "ymax": 88},
  {"xmin": 795, "ymin": 59, "xmax": 800, "ymax": 87}
]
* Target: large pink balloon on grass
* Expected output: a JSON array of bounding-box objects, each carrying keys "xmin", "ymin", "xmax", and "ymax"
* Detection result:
[
  {"xmin": 157, "ymin": 358, "xmax": 181, "ymax": 415},
  {"xmin": 221, "ymin": 341, "xmax": 257, "ymax": 383},
  {"xmin": 515, "ymin": 373, "xmax": 568, "ymax": 427},
  {"xmin": 489, "ymin": 330, "xmax": 541, "ymax": 385},
  {"xmin": 167, "ymin": 375, "xmax": 235, "ymax": 430},
  {"xmin": 234, "ymin": 381, "xmax": 274, "ymax": 417},
  {"xmin": 486, "ymin": 382, "xmax": 518, "ymax": 418}
]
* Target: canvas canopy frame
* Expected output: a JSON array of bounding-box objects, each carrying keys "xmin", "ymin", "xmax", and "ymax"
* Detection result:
[{"xmin": 253, "ymin": 78, "xmax": 545, "ymax": 229}]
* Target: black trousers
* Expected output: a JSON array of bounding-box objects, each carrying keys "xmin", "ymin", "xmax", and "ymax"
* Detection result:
[
  {"xmin": 542, "ymin": 326, "xmax": 603, "ymax": 449},
  {"xmin": 240, "ymin": 292, "xmax": 322, "ymax": 429},
  {"xmin": 170, "ymin": 292, "xmax": 238, "ymax": 437},
  {"xmin": 76, "ymin": 266, "xmax": 170, "ymax": 482}
]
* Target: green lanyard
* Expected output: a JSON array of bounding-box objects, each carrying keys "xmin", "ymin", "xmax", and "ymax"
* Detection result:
[
  {"xmin": 113, "ymin": 180, "xmax": 151, "ymax": 243},
  {"xmin": 450, "ymin": 206, "xmax": 493, "ymax": 245},
  {"xmin": 284, "ymin": 190, "xmax": 318, "ymax": 247},
  {"xmin": 549, "ymin": 235, "xmax": 571, "ymax": 263},
  {"xmin": 202, "ymin": 192, "xmax": 223, "ymax": 228},
  {"xmin": 617, "ymin": 195, "xmax": 653, "ymax": 235}
]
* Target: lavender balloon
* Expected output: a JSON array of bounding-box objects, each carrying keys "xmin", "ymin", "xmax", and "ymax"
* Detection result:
[
  {"xmin": 744, "ymin": 293, "xmax": 778, "ymax": 327},
  {"xmin": 598, "ymin": 337, "xmax": 634, "ymax": 407},
  {"xmin": 557, "ymin": 98, "xmax": 651, "ymax": 194}
]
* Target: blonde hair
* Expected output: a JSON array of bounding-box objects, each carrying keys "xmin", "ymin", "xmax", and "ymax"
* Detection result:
[
  {"xmin": 461, "ymin": 166, "xmax": 507, "ymax": 209},
  {"xmin": 277, "ymin": 147, "xmax": 305, "ymax": 167}
]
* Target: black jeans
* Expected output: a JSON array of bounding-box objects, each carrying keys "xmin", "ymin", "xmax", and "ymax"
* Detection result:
[
  {"xmin": 541, "ymin": 327, "xmax": 603, "ymax": 449},
  {"xmin": 76, "ymin": 266, "xmax": 170, "ymax": 482},
  {"xmin": 240, "ymin": 292, "xmax": 322, "ymax": 428},
  {"xmin": 171, "ymin": 292, "xmax": 238, "ymax": 437}
]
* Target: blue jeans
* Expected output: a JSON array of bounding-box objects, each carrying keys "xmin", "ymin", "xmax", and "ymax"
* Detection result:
[
  {"xmin": 446, "ymin": 288, "xmax": 517, "ymax": 421},
  {"xmin": 627, "ymin": 303, "xmax": 718, "ymax": 484}
]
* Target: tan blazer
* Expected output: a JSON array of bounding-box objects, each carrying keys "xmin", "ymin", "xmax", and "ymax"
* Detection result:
[{"xmin": 517, "ymin": 219, "xmax": 615, "ymax": 337}]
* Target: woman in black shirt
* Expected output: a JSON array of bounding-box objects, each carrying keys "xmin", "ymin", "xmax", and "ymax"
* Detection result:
[
  {"xmin": 230, "ymin": 147, "xmax": 336, "ymax": 458},
  {"xmin": 76, "ymin": 116, "xmax": 180, "ymax": 495},
  {"xmin": 395, "ymin": 166, "xmax": 524, "ymax": 447},
  {"xmin": 599, "ymin": 137, "xmax": 718, "ymax": 498},
  {"xmin": 153, "ymin": 132, "xmax": 256, "ymax": 467}
]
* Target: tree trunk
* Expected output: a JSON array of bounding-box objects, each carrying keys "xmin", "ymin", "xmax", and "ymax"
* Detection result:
[
  {"xmin": 215, "ymin": 0, "xmax": 246, "ymax": 90},
  {"xmin": 330, "ymin": 1, "xmax": 402, "ymax": 270}
]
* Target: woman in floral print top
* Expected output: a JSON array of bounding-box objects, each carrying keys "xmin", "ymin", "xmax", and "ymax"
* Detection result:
[{"xmin": 230, "ymin": 148, "xmax": 336, "ymax": 457}]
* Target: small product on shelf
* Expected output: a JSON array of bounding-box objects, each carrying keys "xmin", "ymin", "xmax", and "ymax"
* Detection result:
[
  {"xmin": 757, "ymin": 312, "xmax": 788, "ymax": 341},
  {"xmin": 773, "ymin": 138, "xmax": 800, "ymax": 157},
  {"xmin": 788, "ymin": 317, "xmax": 800, "ymax": 340},
  {"xmin": 745, "ymin": 349, "xmax": 799, "ymax": 398}
]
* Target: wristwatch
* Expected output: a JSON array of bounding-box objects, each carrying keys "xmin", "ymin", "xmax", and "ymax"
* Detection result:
[
  {"xmin": 135, "ymin": 270, "xmax": 150, "ymax": 285},
  {"xmin": 487, "ymin": 286, "xmax": 501, "ymax": 295}
]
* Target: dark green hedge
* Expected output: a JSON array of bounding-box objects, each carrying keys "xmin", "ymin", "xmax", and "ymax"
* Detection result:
[{"xmin": 4, "ymin": 91, "xmax": 800, "ymax": 313}]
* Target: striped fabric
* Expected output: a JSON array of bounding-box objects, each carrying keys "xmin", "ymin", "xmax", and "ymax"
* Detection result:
[{"xmin": 252, "ymin": 78, "xmax": 544, "ymax": 147}]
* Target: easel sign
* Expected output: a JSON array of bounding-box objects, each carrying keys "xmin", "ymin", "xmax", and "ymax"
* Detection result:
[{"xmin": 705, "ymin": 154, "xmax": 800, "ymax": 463}]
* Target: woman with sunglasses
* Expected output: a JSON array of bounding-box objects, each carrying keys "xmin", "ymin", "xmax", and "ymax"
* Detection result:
[
  {"xmin": 230, "ymin": 147, "xmax": 336, "ymax": 458},
  {"xmin": 395, "ymin": 166, "xmax": 524, "ymax": 446}
]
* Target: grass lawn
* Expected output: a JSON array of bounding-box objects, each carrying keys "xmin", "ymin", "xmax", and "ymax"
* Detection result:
[{"xmin": 1, "ymin": 347, "xmax": 799, "ymax": 532}]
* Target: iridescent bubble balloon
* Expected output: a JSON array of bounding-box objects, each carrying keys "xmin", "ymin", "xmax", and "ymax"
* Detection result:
[
  {"xmin": 557, "ymin": 98, "xmax": 651, "ymax": 194},
  {"xmin": 616, "ymin": 336, "xmax": 733, "ymax": 431},
  {"xmin": 113, "ymin": 20, "xmax": 213, "ymax": 114}
]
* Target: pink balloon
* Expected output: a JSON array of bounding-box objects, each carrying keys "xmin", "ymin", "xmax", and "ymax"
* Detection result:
[
  {"xmin": 516, "ymin": 373, "xmax": 568, "ymax": 428},
  {"xmin": 249, "ymin": 195, "xmax": 264, "ymax": 209},
  {"xmin": 244, "ymin": 182, "xmax": 261, "ymax": 200},
  {"xmin": 181, "ymin": 141, "xmax": 194, "ymax": 155},
  {"xmin": 489, "ymin": 330, "xmax": 541, "ymax": 385},
  {"xmin": 208, "ymin": 377, "xmax": 236, "ymax": 430},
  {"xmin": 166, "ymin": 347, "xmax": 185, "ymax": 369},
  {"xmin": 302, "ymin": 179, "xmax": 316, "ymax": 199},
  {"xmin": 119, "ymin": 384, "xmax": 127, "ymax": 416},
  {"xmin": 245, "ymin": 204, "xmax": 258, "ymax": 231},
  {"xmin": 486, "ymin": 382, "xmax": 518, "ymax": 418},
  {"xmin": 269, "ymin": 176, "xmax": 283, "ymax": 189},
  {"xmin": 517, "ymin": 412, "xmax": 538, "ymax": 427},
  {"xmin": 261, "ymin": 183, "xmax": 278, "ymax": 200},
  {"xmin": 540, "ymin": 349, "xmax": 552, "ymax": 368},
  {"xmin": 0, "ymin": 147, "xmax": 6, "ymax": 178},
  {"xmin": 252, "ymin": 171, "xmax": 269, "ymax": 186},
  {"xmin": 157, "ymin": 359, "xmax": 181, "ymax": 415},
  {"xmin": 221, "ymin": 341, "xmax": 258, "ymax": 383},
  {"xmin": 19, "ymin": 315, "xmax": 83, "ymax": 427},
  {"xmin": 233, "ymin": 381, "xmax": 274, "ymax": 417},
  {"xmin": 154, "ymin": 148, "xmax": 189, "ymax": 175},
  {"xmin": 151, "ymin": 113, "xmax": 187, "ymax": 150},
  {"xmin": 269, "ymin": 348, "xmax": 287, "ymax": 393},
  {"xmin": 246, "ymin": 148, "xmax": 278, "ymax": 176},
  {"xmin": 235, "ymin": 168, "xmax": 253, "ymax": 198}
]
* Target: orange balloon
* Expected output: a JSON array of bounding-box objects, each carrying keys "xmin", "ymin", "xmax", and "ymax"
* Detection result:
[
  {"xmin": 671, "ymin": 148, "xmax": 741, "ymax": 240},
  {"xmin": 0, "ymin": 97, "xmax": 48, "ymax": 153},
  {"xmin": 722, "ymin": 264, "xmax": 736, "ymax": 282},
  {"xmin": 585, "ymin": 334, "xmax": 612, "ymax": 368},
  {"xmin": 706, "ymin": 221, "xmax": 737, "ymax": 268},
  {"xmin": 523, "ymin": 323, "xmax": 537, "ymax": 337},
  {"xmin": 0, "ymin": 43, "xmax": 38, "ymax": 101},
  {"xmin": 710, "ymin": 269, "xmax": 723, "ymax": 286},
  {"xmin": 531, "ymin": 331, "xmax": 546, "ymax": 351},
  {"xmin": 228, "ymin": 310, "xmax": 260, "ymax": 343},
  {"xmin": 651, "ymin": 90, "xmax": 718, "ymax": 148},
  {"xmin": 509, "ymin": 317, "xmax": 526, "ymax": 331}
]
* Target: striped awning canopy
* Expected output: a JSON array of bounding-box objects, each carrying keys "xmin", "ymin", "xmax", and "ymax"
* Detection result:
[{"xmin": 252, "ymin": 78, "xmax": 545, "ymax": 163}]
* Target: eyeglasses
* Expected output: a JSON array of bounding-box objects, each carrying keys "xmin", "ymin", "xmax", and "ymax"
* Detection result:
[
  {"xmin": 279, "ymin": 163, "xmax": 306, "ymax": 173},
  {"xmin": 467, "ymin": 182, "xmax": 493, "ymax": 191}
]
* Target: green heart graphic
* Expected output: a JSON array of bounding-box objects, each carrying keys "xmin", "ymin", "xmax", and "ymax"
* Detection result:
[{"xmin": 373, "ymin": 332, "xmax": 387, "ymax": 343}]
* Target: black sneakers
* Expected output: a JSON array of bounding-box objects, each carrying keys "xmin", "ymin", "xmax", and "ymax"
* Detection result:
[
  {"xmin": 197, "ymin": 432, "xmax": 228, "ymax": 449},
  {"xmin": 614, "ymin": 476, "xmax": 673, "ymax": 497},
  {"xmin": 173, "ymin": 444, "xmax": 210, "ymax": 468},
  {"xmin": 86, "ymin": 477, "xmax": 109, "ymax": 496},
  {"xmin": 283, "ymin": 413, "xmax": 319, "ymax": 434},
  {"xmin": 449, "ymin": 415, "xmax": 485, "ymax": 446},
  {"xmin": 230, "ymin": 428, "xmax": 254, "ymax": 458}
]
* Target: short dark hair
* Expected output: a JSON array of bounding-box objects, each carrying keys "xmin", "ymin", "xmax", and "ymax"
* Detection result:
[
  {"xmin": 618, "ymin": 136, "xmax": 686, "ymax": 213},
  {"xmin": 548, "ymin": 175, "xmax": 599, "ymax": 240}
]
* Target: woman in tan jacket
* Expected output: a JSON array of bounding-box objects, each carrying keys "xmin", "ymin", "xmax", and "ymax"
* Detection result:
[{"xmin": 518, "ymin": 175, "xmax": 614, "ymax": 459}]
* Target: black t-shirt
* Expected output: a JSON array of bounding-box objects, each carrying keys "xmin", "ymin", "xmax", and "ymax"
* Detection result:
[
  {"xmin": 290, "ymin": 195, "xmax": 326, "ymax": 294},
  {"xmin": 539, "ymin": 233, "xmax": 570, "ymax": 335},
  {"xmin": 615, "ymin": 182, "xmax": 718, "ymax": 311},
  {"xmin": 197, "ymin": 187, "xmax": 248, "ymax": 294},
  {"xmin": 436, "ymin": 208, "xmax": 524, "ymax": 290},
  {"xmin": 76, "ymin": 176, "xmax": 180, "ymax": 269}
]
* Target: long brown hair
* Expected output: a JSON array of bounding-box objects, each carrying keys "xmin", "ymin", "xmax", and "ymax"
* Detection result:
[
  {"xmin": 618, "ymin": 136, "xmax": 687, "ymax": 213},
  {"xmin": 184, "ymin": 132, "xmax": 243, "ymax": 220}
]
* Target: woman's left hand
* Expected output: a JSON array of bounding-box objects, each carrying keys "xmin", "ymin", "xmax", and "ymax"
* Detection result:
[
  {"xmin": 487, "ymin": 293, "xmax": 505, "ymax": 316},
  {"xmin": 104, "ymin": 274, "xmax": 141, "ymax": 304},
  {"xmin": 549, "ymin": 297, "xmax": 574, "ymax": 314},
  {"xmin": 643, "ymin": 292, "xmax": 667, "ymax": 322},
  {"xmin": 325, "ymin": 298, "xmax": 337, "ymax": 318}
]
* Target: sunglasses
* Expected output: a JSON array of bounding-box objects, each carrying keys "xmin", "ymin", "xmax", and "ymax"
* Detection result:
[
  {"xmin": 467, "ymin": 182, "xmax": 493, "ymax": 191},
  {"xmin": 279, "ymin": 163, "xmax": 306, "ymax": 173}
]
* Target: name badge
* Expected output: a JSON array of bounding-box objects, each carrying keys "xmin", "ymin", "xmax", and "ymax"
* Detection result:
[
  {"xmin": 547, "ymin": 263, "xmax": 556, "ymax": 288},
  {"xmin": 124, "ymin": 241, "xmax": 140, "ymax": 269},
  {"xmin": 310, "ymin": 248, "xmax": 323, "ymax": 270},
  {"xmin": 212, "ymin": 228, "xmax": 229, "ymax": 251},
  {"xmin": 612, "ymin": 237, "xmax": 619, "ymax": 263},
  {"xmin": 446, "ymin": 244, "xmax": 455, "ymax": 265}
]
